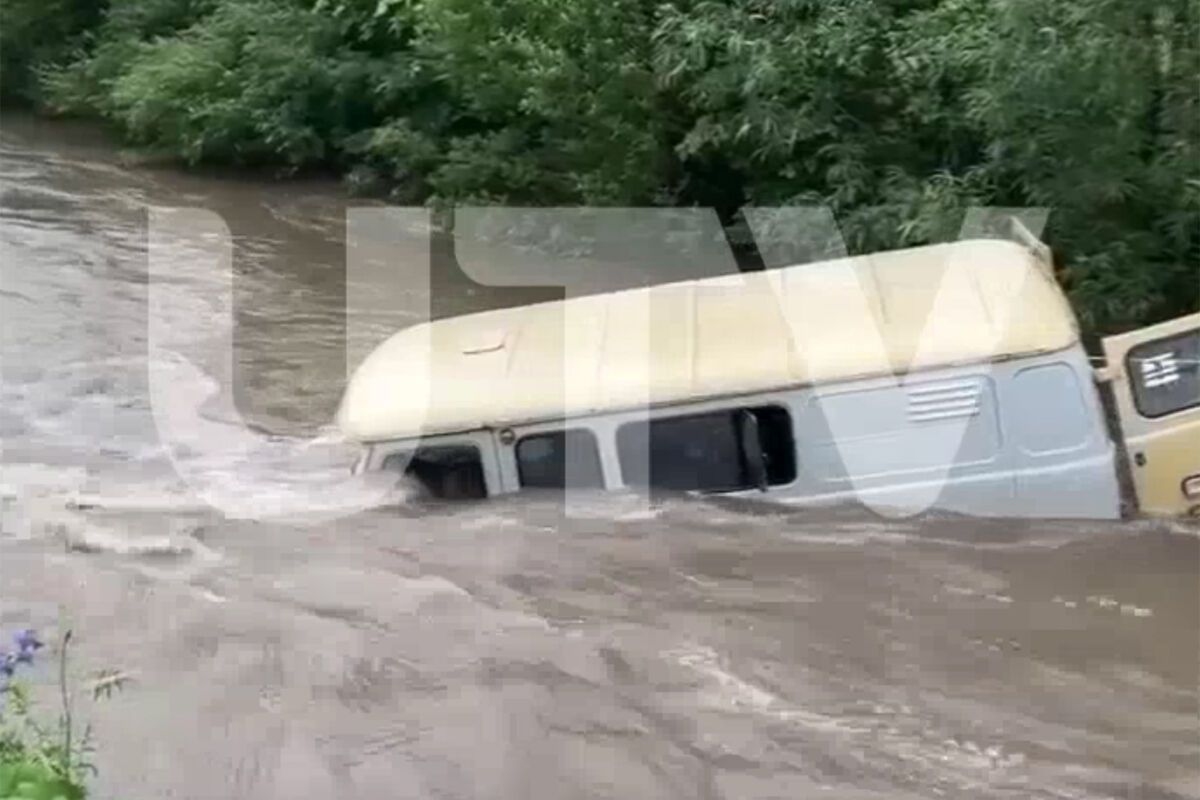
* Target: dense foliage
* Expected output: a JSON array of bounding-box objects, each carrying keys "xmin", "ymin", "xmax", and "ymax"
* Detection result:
[{"xmin": 2, "ymin": 0, "xmax": 1196, "ymax": 332}]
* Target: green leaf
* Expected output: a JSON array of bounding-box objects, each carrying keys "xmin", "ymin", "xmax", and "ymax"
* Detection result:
[{"xmin": 0, "ymin": 762, "xmax": 85, "ymax": 800}]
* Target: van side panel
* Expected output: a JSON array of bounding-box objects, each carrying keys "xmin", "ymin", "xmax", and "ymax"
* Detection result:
[
  {"xmin": 1004, "ymin": 352, "xmax": 1121, "ymax": 519},
  {"xmin": 778, "ymin": 347, "xmax": 1120, "ymax": 518},
  {"xmin": 789, "ymin": 372, "xmax": 1017, "ymax": 516}
]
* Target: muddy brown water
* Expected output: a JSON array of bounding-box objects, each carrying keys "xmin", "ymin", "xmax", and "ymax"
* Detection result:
[{"xmin": 1, "ymin": 113, "xmax": 1197, "ymax": 800}]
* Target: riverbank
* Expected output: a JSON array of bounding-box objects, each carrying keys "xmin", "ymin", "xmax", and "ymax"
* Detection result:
[{"xmin": 2, "ymin": 0, "xmax": 1197, "ymax": 336}]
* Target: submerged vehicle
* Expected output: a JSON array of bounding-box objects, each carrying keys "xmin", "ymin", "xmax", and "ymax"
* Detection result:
[{"xmin": 337, "ymin": 227, "xmax": 1199, "ymax": 518}]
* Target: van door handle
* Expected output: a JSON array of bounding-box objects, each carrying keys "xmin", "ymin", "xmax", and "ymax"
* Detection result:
[{"xmin": 1133, "ymin": 452, "xmax": 1146, "ymax": 467}]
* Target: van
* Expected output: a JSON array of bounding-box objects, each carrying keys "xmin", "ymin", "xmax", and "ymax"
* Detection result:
[{"xmin": 337, "ymin": 228, "xmax": 1199, "ymax": 518}]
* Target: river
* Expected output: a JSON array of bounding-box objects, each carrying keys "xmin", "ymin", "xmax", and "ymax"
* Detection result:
[{"xmin": 1, "ymin": 113, "xmax": 1197, "ymax": 800}]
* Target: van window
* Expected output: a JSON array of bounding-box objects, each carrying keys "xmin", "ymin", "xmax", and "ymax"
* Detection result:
[
  {"xmin": 1010, "ymin": 364, "xmax": 1092, "ymax": 454},
  {"xmin": 382, "ymin": 445, "xmax": 487, "ymax": 500},
  {"xmin": 616, "ymin": 406, "xmax": 795, "ymax": 492},
  {"xmin": 1126, "ymin": 330, "xmax": 1200, "ymax": 419},
  {"xmin": 516, "ymin": 429, "xmax": 605, "ymax": 489}
]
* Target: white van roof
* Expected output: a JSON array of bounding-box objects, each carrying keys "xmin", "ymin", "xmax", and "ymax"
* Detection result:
[{"xmin": 338, "ymin": 239, "xmax": 1079, "ymax": 442}]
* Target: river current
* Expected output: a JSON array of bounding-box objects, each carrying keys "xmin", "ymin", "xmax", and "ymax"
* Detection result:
[{"xmin": 0, "ymin": 113, "xmax": 1196, "ymax": 800}]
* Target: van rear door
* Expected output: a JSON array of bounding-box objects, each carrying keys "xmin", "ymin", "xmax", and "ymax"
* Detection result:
[{"xmin": 1101, "ymin": 312, "xmax": 1200, "ymax": 517}]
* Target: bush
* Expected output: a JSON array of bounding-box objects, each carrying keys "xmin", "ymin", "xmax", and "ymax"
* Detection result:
[
  {"xmin": 0, "ymin": 629, "xmax": 131, "ymax": 799},
  {"xmin": 6, "ymin": 0, "xmax": 1197, "ymax": 333},
  {"xmin": 0, "ymin": 630, "xmax": 87, "ymax": 799},
  {"xmin": 414, "ymin": 0, "xmax": 668, "ymax": 204},
  {"xmin": 49, "ymin": 0, "xmax": 379, "ymax": 168},
  {"xmin": 40, "ymin": 0, "xmax": 219, "ymax": 115},
  {"xmin": 0, "ymin": 0, "xmax": 106, "ymax": 104}
]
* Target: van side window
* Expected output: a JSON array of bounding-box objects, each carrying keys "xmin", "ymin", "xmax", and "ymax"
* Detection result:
[
  {"xmin": 516, "ymin": 429, "xmax": 605, "ymax": 489},
  {"xmin": 382, "ymin": 446, "xmax": 487, "ymax": 500},
  {"xmin": 616, "ymin": 406, "xmax": 795, "ymax": 492},
  {"xmin": 1125, "ymin": 330, "xmax": 1200, "ymax": 419}
]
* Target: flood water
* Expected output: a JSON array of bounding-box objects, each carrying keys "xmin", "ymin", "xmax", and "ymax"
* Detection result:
[{"xmin": 1, "ymin": 113, "xmax": 1197, "ymax": 800}]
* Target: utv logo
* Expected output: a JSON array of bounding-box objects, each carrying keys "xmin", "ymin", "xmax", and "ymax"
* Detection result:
[
  {"xmin": 1138, "ymin": 352, "xmax": 1180, "ymax": 388},
  {"xmin": 144, "ymin": 205, "xmax": 1047, "ymax": 522}
]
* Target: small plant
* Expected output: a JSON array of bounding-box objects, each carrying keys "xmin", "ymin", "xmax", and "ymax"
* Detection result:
[{"xmin": 0, "ymin": 629, "xmax": 130, "ymax": 800}]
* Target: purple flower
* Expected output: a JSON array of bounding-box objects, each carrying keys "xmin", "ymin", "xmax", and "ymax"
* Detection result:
[{"xmin": 13, "ymin": 630, "xmax": 41, "ymax": 653}]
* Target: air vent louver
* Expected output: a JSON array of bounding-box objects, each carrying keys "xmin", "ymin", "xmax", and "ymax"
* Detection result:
[{"xmin": 906, "ymin": 379, "xmax": 983, "ymax": 422}]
